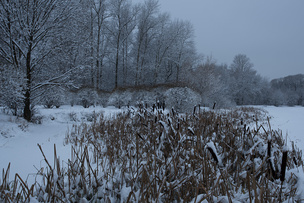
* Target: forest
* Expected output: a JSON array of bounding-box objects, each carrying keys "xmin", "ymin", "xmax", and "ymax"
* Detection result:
[{"xmin": 0, "ymin": 0, "xmax": 303, "ymax": 122}]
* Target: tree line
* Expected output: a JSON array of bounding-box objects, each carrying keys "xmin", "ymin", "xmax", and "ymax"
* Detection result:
[
  {"xmin": 0, "ymin": 0, "xmax": 303, "ymax": 121},
  {"xmin": 187, "ymin": 54, "xmax": 304, "ymax": 107}
]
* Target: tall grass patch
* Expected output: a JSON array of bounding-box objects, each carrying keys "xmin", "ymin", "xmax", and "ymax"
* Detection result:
[{"xmin": 1, "ymin": 107, "xmax": 303, "ymax": 202}]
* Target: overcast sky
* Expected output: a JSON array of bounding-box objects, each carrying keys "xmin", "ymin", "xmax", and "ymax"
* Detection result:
[{"xmin": 133, "ymin": 0, "xmax": 304, "ymax": 79}]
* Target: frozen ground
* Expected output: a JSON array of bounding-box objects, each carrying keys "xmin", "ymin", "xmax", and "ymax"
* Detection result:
[
  {"xmin": 0, "ymin": 105, "xmax": 304, "ymax": 186},
  {"xmin": 0, "ymin": 105, "xmax": 123, "ymax": 185},
  {"xmin": 263, "ymin": 106, "xmax": 304, "ymax": 150}
]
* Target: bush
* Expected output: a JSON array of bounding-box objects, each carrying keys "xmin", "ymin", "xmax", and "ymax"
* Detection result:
[
  {"xmin": 81, "ymin": 98, "xmax": 90, "ymax": 108},
  {"xmin": 31, "ymin": 115, "xmax": 44, "ymax": 124},
  {"xmin": 164, "ymin": 87, "xmax": 201, "ymax": 112},
  {"xmin": 76, "ymin": 89, "xmax": 98, "ymax": 107},
  {"xmin": 42, "ymin": 88, "xmax": 64, "ymax": 109},
  {"xmin": 44, "ymin": 99, "xmax": 54, "ymax": 109}
]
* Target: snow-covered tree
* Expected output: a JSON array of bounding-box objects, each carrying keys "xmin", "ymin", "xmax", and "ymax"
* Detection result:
[
  {"xmin": 271, "ymin": 74, "xmax": 304, "ymax": 106},
  {"xmin": 107, "ymin": 0, "xmax": 138, "ymax": 89},
  {"xmin": 167, "ymin": 19, "xmax": 196, "ymax": 84},
  {"xmin": 133, "ymin": 0, "xmax": 159, "ymax": 86},
  {"xmin": 186, "ymin": 56, "xmax": 232, "ymax": 107},
  {"xmin": 229, "ymin": 54, "xmax": 257, "ymax": 105},
  {"xmin": 89, "ymin": 0, "xmax": 110, "ymax": 90},
  {"xmin": 0, "ymin": 0, "xmax": 72, "ymax": 121}
]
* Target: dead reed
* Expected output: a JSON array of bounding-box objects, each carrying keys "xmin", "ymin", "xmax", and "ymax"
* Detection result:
[
  {"xmin": 0, "ymin": 106, "xmax": 303, "ymax": 202},
  {"xmin": 62, "ymin": 107, "xmax": 303, "ymax": 202}
]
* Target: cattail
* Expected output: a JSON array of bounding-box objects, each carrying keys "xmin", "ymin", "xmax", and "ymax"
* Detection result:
[
  {"xmin": 207, "ymin": 146, "xmax": 219, "ymax": 164},
  {"xmin": 172, "ymin": 107, "xmax": 175, "ymax": 116},
  {"xmin": 137, "ymin": 133, "xmax": 144, "ymax": 141},
  {"xmin": 280, "ymin": 150, "xmax": 288, "ymax": 182},
  {"xmin": 268, "ymin": 140, "xmax": 279, "ymax": 180},
  {"xmin": 206, "ymin": 142, "xmax": 223, "ymax": 167},
  {"xmin": 267, "ymin": 140, "xmax": 271, "ymax": 157},
  {"xmin": 212, "ymin": 102, "xmax": 216, "ymax": 110}
]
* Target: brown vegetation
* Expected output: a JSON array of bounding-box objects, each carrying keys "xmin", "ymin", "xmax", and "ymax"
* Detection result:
[{"xmin": 1, "ymin": 107, "xmax": 303, "ymax": 202}]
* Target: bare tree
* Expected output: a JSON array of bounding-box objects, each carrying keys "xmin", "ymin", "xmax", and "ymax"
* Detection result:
[
  {"xmin": 89, "ymin": 0, "xmax": 110, "ymax": 90},
  {"xmin": 229, "ymin": 54, "xmax": 258, "ymax": 105},
  {"xmin": 151, "ymin": 12, "xmax": 171, "ymax": 84},
  {"xmin": 0, "ymin": 0, "xmax": 70, "ymax": 121},
  {"xmin": 134, "ymin": 0, "xmax": 159, "ymax": 86},
  {"xmin": 107, "ymin": 0, "xmax": 137, "ymax": 89},
  {"xmin": 165, "ymin": 19, "xmax": 196, "ymax": 83}
]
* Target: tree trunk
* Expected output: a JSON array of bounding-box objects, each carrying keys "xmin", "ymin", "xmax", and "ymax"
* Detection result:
[
  {"xmin": 176, "ymin": 64, "xmax": 180, "ymax": 83},
  {"xmin": 24, "ymin": 42, "xmax": 32, "ymax": 121},
  {"xmin": 115, "ymin": 32, "xmax": 121, "ymax": 89},
  {"xmin": 96, "ymin": 25, "xmax": 101, "ymax": 90},
  {"xmin": 135, "ymin": 48, "xmax": 140, "ymax": 86},
  {"xmin": 90, "ymin": 8, "xmax": 95, "ymax": 87},
  {"xmin": 24, "ymin": 89, "xmax": 31, "ymax": 121}
]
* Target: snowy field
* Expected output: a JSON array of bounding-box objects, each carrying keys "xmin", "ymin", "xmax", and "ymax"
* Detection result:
[
  {"xmin": 265, "ymin": 106, "xmax": 304, "ymax": 150},
  {"xmin": 0, "ymin": 105, "xmax": 123, "ymax": 185},
  {"xmin": 0, "ymin": 105, "xmax": 304, "ymax": 187}
]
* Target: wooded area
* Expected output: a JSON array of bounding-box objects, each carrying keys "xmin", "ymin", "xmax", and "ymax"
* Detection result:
[{"xmin": 0, "ymin": 0, "xmax": 303, "ymax": 121}]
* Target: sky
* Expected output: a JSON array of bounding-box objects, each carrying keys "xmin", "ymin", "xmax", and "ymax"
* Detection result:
[{"xmin": 133, "ymin": 0, "xmax": 304, "ymax": 80}]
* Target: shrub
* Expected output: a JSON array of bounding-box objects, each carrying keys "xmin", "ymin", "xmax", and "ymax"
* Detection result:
[
  {"xmin": 81, "ymin": 98, "xmax": 90, "ymax": 108},
  {"xmin": 40, "ymin": 87, "xmax": 65, "ymax": 109},
  {"xmin": 44, "ymin": 99, "xmax": 54, "ymax": 109},
  {"xmin": 164, "ymin": 87, "xmax": 201, "ymax": 112},
  {"xmin": 31, "ymin": 115, "xmax": 44, "ymax": 124}
]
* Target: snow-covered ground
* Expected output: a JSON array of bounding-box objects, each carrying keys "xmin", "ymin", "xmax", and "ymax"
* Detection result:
[
  {"xmin": 0, "ymin": 105, "xmax": 304, "ymax": 186},
  {"xmin": 0, "ymin": 105, "xmax": 123, "ymax": 185},
  {"xmin": 263, "ymin": 106, "xmax": 304, "ymax": 150}
]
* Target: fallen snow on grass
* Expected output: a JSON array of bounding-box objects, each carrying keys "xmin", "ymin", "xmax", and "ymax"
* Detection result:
[
  {"xmin": 1, "ymin": 105, "xmax": 304, "ymax": 199},
  {"xmin": 0, "ymin": 105, "xmax": 123, "ymax": 184}
]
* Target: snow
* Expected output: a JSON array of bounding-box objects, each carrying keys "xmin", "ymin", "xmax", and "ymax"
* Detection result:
[
  {"xmin": 1, "ymin": 105, "xmax": 304, "ymax": 200},
  {"xmin": 263, "ymin": 106, "xmax": 304, "ymax": 150},
  {"xmin": 0, "ymin": 114, "xmax": 67, "ymax": 184},
  {"xmin": 0, "ymin": 105, "xmax": 123, "ymax": 185}
]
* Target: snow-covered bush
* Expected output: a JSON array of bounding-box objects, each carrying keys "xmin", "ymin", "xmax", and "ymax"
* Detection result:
[
  {"xmin": 106, "ymin": 89, "xmax": 157, "ymax": 108},
  {"xmin": 41, "ymin": 87, "xmax": 65, "ymax": 109},
  {"xmin": 75, "ymin": 88, "xmax": 99, "ymax": 108},
  {"xmin": 164, "ymin": 87, "xmax": 201, "ymax": 112},
  {"xmin": 31, "ymin": 115, "xmax": 44, "ymax": 124},
  {"xmin": 68, "ymin": 112, "xmax": 78, "ymax": 122},
  {"xmin": 106, "ymin": 91, "xmax": 132, "ymax": 108},
  {"xmin": 131, "ymin": 90, "xmax": 157, "ymax": 107},
  {"xmin": 43, "ymin": 96, "xmax": 63, "ymax": 109}
]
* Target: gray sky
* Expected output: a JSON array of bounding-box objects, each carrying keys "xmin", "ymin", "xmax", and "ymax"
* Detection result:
[{"xmin": 134, "ymin": 0, "xmax": 304, "ymax": 79}]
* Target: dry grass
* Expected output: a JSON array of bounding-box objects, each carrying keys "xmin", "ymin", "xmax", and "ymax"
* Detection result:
[{"xmin": 1, "ymin": 106, "xmax": 303, "ymax": 202}]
